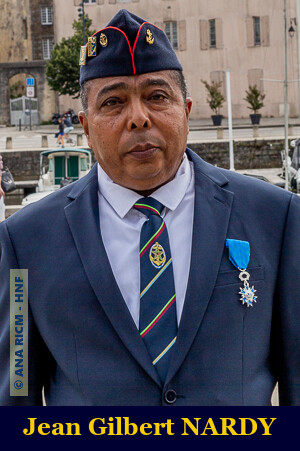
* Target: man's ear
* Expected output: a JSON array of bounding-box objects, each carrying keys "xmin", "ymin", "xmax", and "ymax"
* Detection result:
[
  {"xmin": 185, "ymin": 97, "xmax": 192, "ymax": 134},
  {"xmin": 79, "ymin": 111, "xmax": 89, "ymax": 137},
  {"xmin": 185, "ymin": 97, "xmax": 193, "ymax": 119},
  {"xmin": 79, "ymin": 111, "xmax": 93, "ymax": 148}
]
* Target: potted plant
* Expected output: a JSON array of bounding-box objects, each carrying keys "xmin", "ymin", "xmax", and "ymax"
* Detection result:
[
  {"xmin": 201, "ymin": 80, "xmax": 225, "ymax": 126},
  {"xmin": 244, "ymin": 85, "xmax": 265, "ymax": 125}
]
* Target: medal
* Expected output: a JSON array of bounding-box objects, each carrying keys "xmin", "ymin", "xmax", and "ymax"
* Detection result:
[
  {"xmin": 79, "ymin": 46, "xmax": 87, "ymax": 66},
  {"xmin": 88, "ymin": 36, "xmax": 97, "ymax": 57},
  {"xmin": 225, "ymin": 239, "xmax": 257, "ymax": 307}
]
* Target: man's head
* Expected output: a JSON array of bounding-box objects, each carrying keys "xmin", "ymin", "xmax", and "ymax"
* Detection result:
[{"xmin": 78, "ymin": 9, "xmax": 192, "ymax": 195}]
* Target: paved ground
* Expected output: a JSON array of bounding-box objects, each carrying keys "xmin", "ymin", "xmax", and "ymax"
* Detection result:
[{"xmin": 1, "ymin": 116, "xmax": 300, "ymax": 150}]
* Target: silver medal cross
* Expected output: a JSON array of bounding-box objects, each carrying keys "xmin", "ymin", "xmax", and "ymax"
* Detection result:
[{"xmin": 238, "ymin": 270, "xmax": 257, "ymax": 307}]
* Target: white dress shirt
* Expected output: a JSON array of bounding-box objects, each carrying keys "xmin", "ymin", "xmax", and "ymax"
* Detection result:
[{"xmin": 97, "ymin": 153, "xmax": 195, "ymax": 328}]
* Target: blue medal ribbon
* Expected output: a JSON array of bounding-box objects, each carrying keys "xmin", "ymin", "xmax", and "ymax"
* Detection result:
[{"xmin": 225, "ymin": 239, "xmax": 250, "ymax": 270}]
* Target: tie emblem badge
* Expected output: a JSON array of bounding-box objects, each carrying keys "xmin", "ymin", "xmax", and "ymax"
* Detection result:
[
  {"xmin": 150, "ymin": 242, "xmax": 166, "ymax": 269},
  {"xmin": 146, "ymin": 29, "xmax": 154, "ymax": 45},
  {"xmin": 99, "ymin": 33, "xmax": 108, "ymax": 47}
]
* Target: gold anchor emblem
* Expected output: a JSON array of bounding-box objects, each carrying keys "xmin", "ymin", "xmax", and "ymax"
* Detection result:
[
  {"xmin": 149, "ymin": 242, "xmax": 166, "ymax": 269},
  {"xmin": 146, "ymin": 29, "xmax": 154, "ymax": 45},
  {"xmin": 99, "ymin": 33, "xmax": 108, "ymax": 47}
]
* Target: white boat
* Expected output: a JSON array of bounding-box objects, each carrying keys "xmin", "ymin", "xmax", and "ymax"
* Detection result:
[{"xmin": 22, "ymin": 148, "xmax": 92, "ymax": 206}]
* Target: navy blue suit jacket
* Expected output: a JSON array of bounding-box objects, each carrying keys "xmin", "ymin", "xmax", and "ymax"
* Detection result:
[{"xmin": 1, "ymin": 149, "xmax": 300, "ymax": 405}]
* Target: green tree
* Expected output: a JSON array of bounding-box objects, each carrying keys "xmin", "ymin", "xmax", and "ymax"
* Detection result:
[
  {"xmin": 201, "ymin": 80, "xmax": 225, "ymax": 115},
  {"xmin": 46, "ymin": 16, "xmax": 95, "ymax": 98},
  {"xmin": 244, "ymin": 85, "xmax": 265, "ymax": 114}
]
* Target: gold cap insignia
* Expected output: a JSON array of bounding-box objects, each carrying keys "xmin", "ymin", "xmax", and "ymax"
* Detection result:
[
  {"xmin": 149, "ymin": 242, "xmax": 166, "ymax": 269},
  {"xmin": 79, "ymin": 45, "xmax": 87, "ymax": 66},
  {"xmin": 146, "ymin": 29, "xmax": 154, "ymax": 45},
  {"xmin": 99, "ymin": 33, "xmax": 108, "ymax": 47},
  {"xmin": 88, "ymin": 36, "xmax": 97, "ymax": 57}
]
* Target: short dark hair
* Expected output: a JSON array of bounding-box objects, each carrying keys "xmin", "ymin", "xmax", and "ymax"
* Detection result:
[{"xmin": 80, "ymin": 70, "xmax": 188, "ymax": 115}]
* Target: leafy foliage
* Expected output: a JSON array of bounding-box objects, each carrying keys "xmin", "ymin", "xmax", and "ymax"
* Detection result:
[
  {"xmin": 10, "ymin": 81, "xmax": 25, "ymax": 99},
  {"xmin": 46, "ymin": 16, "xmax": 95, "ymax": 99},
  {"xmin": 201, "ymin": 80, "xmax": 225, "ymax": 115},
  {"xmin": 244, "ymin": 85, "xmax": 265, "ymax": 113}
]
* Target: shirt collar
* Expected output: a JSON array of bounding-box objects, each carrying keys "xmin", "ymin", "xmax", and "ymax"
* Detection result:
[{"xmin": 97, "ymin": 152, "xmax": 192, "ymax": 219}]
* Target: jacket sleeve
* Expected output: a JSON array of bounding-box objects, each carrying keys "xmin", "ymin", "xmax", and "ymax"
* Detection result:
[
  {"xmin": 272, "ymin": 193, "xmax": 300, "ymax": 405},
  {"xmin": 0, "ymin": 221, "xmax": 50, "ymax": 405}
]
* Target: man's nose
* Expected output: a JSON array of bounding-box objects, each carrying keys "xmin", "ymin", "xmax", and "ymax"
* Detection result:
[{"xmin": 127, "ymin": 100, "xmax": 151, "ymax": 130}]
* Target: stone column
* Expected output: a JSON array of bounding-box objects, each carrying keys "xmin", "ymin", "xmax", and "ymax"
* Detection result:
[
  {"xmin": 41, "ymin": 135, "xmax": 48, "ymax": 147},
  {"xmin": 6, "ymin": 137, "xmax": 12, "ymax": 149},
  {"xmin": 77, "ymin": 134, "xmax": 83, "ymax": 146}
]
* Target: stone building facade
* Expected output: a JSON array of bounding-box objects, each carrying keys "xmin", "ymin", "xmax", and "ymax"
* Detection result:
[
  {"xmin": 0, "ymin": 0, "xmax": 56, "ymax": 124},
  {"xmin": 30, "ymin": 0, "xmax": 55, "ymax": 61},
  {"xmin": 53, "ymin": 0, "xmax": 300, "ymax": 120}
]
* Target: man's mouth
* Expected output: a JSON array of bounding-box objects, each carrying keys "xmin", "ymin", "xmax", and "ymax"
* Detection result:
[{"xmin": 128, "ymin": 144, "xmax": 159, "ymax": 159}]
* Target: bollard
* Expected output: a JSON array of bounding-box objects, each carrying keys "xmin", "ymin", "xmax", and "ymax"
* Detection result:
[
  {"xmin": 217, "ymin": 127, "xmax": 224, "ymax": 139},
  {"xmin": 41, "ymin": 135, "xmax": 48, "ymax": 148},
  {"xmin": 288, "ymin": 125, "xmax": 294, "ymax": 136},
  {"xmin": 253, "ymin": 125, "xmax": 259, "ymax": 138},
  {"xmin": 77, "ymin": 133, "xmax": 83, "ymax": 146},
  {"xmin": 19, "ymin": 119, "xmax": 21, "ymax": 131},
  {"xmin": 6, "ymin": 137, "xmax": 12, "ymax": 149}
]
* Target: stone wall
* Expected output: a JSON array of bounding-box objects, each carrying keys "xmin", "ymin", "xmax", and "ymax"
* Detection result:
[
  {"xmin": 1, "ymin": 139, "xmax": 284, "ymax": 183},
  {"xmin": 188, "ymin": 139, "xmax": 283, "ymax": 170}
]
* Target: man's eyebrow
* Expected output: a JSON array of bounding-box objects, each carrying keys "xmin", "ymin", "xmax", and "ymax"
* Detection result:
[
  {"xmin": 96, "ymin": 78, "xmax": 173, "ymax": 102},
  {"xmin": 96, "ymin": 82, "xmax": 129, "ymax": 100},
  {"xmin": 141, "ymin": 78, "xmax": 173, "ymax": 91}
]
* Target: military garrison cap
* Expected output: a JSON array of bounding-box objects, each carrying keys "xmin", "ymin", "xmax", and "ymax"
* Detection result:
[{"xmin": 79, "ymin": 9, "xmax": 182, "ymax": 85}]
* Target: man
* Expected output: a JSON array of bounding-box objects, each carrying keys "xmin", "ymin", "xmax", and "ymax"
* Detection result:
[
  {"xmin": 57, "ymin": 117, "xmax": 65, "ymax": 148},
  {"xmin": 63, "ymin": 114, "xmax": 74, "ymax": 143},
  {"xmin": 1, "ymin": 9, "xmax": 300, "ymax": 406}
]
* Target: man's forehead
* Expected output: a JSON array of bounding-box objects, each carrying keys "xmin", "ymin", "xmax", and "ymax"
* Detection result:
[{"xmin": 90, "ymin": 71, "xmax": 175, "ymax": 94}]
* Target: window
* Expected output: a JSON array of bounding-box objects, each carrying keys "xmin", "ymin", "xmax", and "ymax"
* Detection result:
[
  {"xmin": 22, "ymin": 17, "xmax": 28, "ymax": 39},
  {"xmin": 165, "ymin": 21, "xmax": 178, "ymax": 50},
  {"xmin": 209, "ymin": 19, "xmax": 216, "ymax": 48},
  {"xmin": 246, "ymin": 16, "xmax": 269, "ymax": 47},
  {"xmin": 200, "ymin": 19, "xmax": 223, "ymax": 50},
  {"xmin": 253, "ymin": 17, "xmax": 261, "ymax": 45},
  {"xmin": 41, "ymin": 6, "xmax": 53, "ymax": 25},
  {"xmin": 42, "ymin": 39, "xmax": 54, "ymax": 60},
  {"xmin": 83, "ymin": 0, "xmax": 96, "ymax": 3}
]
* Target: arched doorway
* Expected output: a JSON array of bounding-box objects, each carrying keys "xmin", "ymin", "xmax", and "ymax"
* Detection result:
[
  {"xmin": 0, "ymin": 61, "xmax": 57, "ymax": 125},
  {"xmin": 9, "ymin": 72, "xmax": 39, "ymax": 127}
]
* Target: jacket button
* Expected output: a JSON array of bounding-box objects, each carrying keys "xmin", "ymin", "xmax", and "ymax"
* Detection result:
[{"xmin": 164, "ymin": 389, "xmax": 177, "ymax": 404}]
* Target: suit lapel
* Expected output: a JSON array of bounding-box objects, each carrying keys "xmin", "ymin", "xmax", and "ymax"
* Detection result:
[
  {"xmin": 166, "ymin": 150, "xmax": 234, "ymax": 384},
  {"xmin": 64, "ymin": 165, "xmax": 162, "ymax": 388}
]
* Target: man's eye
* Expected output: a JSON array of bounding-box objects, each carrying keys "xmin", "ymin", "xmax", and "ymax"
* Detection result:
[
  {"xmin": 149, "ymin": 93, "xmax": 167, "ymax": 101},
  {"xmin": 102, "ymin": 98, "xmax": 122, "ymax": 107}
]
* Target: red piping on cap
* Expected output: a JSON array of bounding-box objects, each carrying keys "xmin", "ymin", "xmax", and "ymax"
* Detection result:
[
  {"xmin": 92, "ymin": 26, "xmax": 136, "ymax": 74},
  {"xmin": 132, "ymin": 22, "xmax": 148, "ymax": 56},
  {"xmin": 91, "ymin": 22, "xmax": 161, "ymax": 75}
]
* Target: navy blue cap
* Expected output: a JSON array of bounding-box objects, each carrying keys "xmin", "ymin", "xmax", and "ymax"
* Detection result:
[{"xmin": 79, "ymin": 9, "xmax": 182, "ymax": 85}]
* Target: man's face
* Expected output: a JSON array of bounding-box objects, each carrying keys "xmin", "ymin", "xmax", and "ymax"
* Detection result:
[{"xmin": 79, "ymin": 71, "xmax": 192, "ymax": 194}]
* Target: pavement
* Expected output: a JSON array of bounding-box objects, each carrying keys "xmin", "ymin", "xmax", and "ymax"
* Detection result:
[{"xmin": 1, "ymin": 116, "xmax": 300, "ymax": 151}]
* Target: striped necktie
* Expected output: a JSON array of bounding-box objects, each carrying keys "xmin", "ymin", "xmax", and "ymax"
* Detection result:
[{"xmin": 134, "ymin": 197, "xmax": 177, "ymax": 382}]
